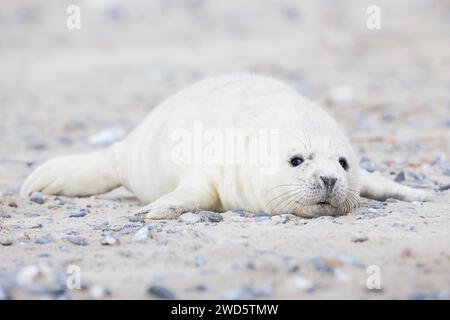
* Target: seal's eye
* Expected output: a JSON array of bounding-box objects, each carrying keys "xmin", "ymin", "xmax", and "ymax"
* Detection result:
[
  {"xmin": 290, "ymin": 156, "xmax": 304, "ymax": 167},
  {"xmin": 339, "ymin": 157, "xmax": 349, "ymax": 170}
]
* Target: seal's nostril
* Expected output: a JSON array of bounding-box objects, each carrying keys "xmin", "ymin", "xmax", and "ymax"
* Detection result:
[{"xmin": 320, "ymin": 176, "xmax": 337, "ymax": 190}]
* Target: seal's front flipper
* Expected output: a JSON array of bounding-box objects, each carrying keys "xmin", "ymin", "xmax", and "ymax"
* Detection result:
[
  {"xmin": 137, "ymin": 181, "xmax": 219, "ymax": 220},
  {"xmin": 20, "ymin": 145, "xmax": 122, "ymax": 198},
  {"xmin": 358, "ymin": 168, "xmax": 435, "ymax": 202}
]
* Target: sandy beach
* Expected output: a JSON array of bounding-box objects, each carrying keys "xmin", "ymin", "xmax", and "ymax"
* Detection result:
[{"xmin": 0, "ymin": 0, "xmax": 449, "ymax": 299}]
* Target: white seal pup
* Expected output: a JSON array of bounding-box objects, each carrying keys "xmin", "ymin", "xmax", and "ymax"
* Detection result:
[{"xmin": 21, "ymin": 74, "xmax": 433, "ymax": 218}]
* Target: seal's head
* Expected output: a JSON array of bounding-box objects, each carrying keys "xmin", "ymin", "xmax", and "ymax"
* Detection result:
[{"xmin": 260, "ymin": 127, "xmax": 360, "ymax": 218}]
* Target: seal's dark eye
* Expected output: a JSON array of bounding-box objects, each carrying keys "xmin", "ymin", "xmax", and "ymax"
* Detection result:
[
  {"xmin": 339, "ymin": 157, "xmax": 349, "ymax": 170},
  {"xmin": 290, "ymin": 156, "xmax": 304, "ymax": 167}
]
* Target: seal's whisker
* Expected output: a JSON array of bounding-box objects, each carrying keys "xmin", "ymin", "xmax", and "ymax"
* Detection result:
[
  {"xmin": 271, "ymin": 190, "xmax": 303, "ymax": 213},
  {"xmin": 266, "ymin": 189, "xmax": 300, "ymax": 209}
]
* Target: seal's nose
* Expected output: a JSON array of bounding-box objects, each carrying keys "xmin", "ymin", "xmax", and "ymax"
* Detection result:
[{"xmin": 320, "ymin": 176, "xmax": 337, "ymax": 190}]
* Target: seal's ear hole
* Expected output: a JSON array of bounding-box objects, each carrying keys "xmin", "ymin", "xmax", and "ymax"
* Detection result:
[
  {"xmin": 290, "ymin": 156, "xmax": 304, "ymax": 167},
  {"xmin": 339, "ymin": 157, "xmax": 349, "ymax": 171}
]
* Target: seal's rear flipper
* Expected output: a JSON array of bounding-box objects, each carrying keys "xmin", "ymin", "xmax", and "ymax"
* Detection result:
[
  {"xmin": 358, "ymin": 168, "xmax": 435, "ymax": 202},
  {"xmin": 20, "ymin": 145, "xmax": 122, "ymax": 198}
]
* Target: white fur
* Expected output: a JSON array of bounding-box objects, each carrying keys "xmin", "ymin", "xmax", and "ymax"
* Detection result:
[{"xmin": 21, "ymin": 74, "xmax": 433, "ymax": 218}]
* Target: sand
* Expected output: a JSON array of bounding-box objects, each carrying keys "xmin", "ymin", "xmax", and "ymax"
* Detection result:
[{"xmin": 0, "ymin": 0, "xmax": 449, "ymax": 299}]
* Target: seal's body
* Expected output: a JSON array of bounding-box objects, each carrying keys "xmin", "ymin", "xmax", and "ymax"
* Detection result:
[{"xmin": 21, "ymin": 74, "xmax": 432, "ymax": 218}]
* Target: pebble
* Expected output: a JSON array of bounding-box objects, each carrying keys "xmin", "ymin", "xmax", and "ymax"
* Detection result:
[
  {"xmin": 69, "ymin": 208, "xmax": 86, "ymax": 218},
  {"xmin": 351, "ymin": 236, "xmax": 369, "ymax": 243},
  {"xmin": 432, "ymin": 291, "xmax": 449, "ymax": 300},
  {"xmin": 89, "ymin": 285, "xmax": 111, "ymax": 299},
  {"xmin": 0, "ymin": 237, "xmax": 13, "ymax": 246},
  {"xmin": 15, "ymin": 263, "xmax": 66, "ymax": 296},
  {"xmin": 178, "ymin": 212, "xmax": 201, "ymax": 224},
  {"xmin": 0, "ymin": 285, "xmax": 10, "ymax": 300},
  {"xmin": 194, "ymin": 255, "xmax": 206, "ymax": 267},
  {"xmin": 221, "ymin": 284, "xmax": 272, "ymax": 300},
  {"xmin": 35, "ymin": 234, "xmax": 54, "ymax": 245},
  {"xmin": 30, "ymin": 192, "xmax": 45, "ymax": 204},
  {"xmin": 64, "ymin": 235, "xmax": 88, "ymax": 246},
  {"xmin": 121, "ymin": 224, "xmax": 142, "ymax": 234},
  {"xmin": 292, "ymin": 276, "xmax": 316, "ymax": 292},
  {"xmin": 100, "ymin": 234, "xmax": 119, "ymax": 246},
  {"xmin": 30, "ymin": 224, "xmax": 43, "ymax": 229},
  {"xmin": 359, "ymin": 156, "xmax": 386, "ymax": 173},
  {"xmin": 91, "ymin": 222, "xmax": 111, "ymax": 231},
  {"xmin": 148, "ymin": 284, "xmax": 176, "ymax": 300},
  {"xmin": 394, "ymin": 171, "xmax": 406, "ymax": 182},
  {"xmin": 334, "ymin": 268, "xmax": 352, "ymax": 283},
  {"xmin": 132, "ymin": 226, "xmax": 149, "ymax": 243},
  {"xmin": 128, "ymin": 216, "xmax": 145, "ymax": 223},
  {"xmin": 88, "ymin": 126, "xmax": 126, "ymax": 147},
  {"xmin": 439, "ymin": 184, "xmax": 450, "ymax": 191},
  {"xmin": 24, "ymin": 212, "xmax": 40, "ymax": 217},
  {"xmin": 308, "ymin": 257, "xmax": 336, "ymax": 274},
  {"xmin": 407, "ymin": 292, "xmax": 428, "ymax": 300},
  {"xmin": 254, "ymin": 212, "xmax": 272, "ymax": 218},
  {"xmin": 198, "ymin": 211, "xmax": 223, "ymax": 223},
  {"xmin": 0, "ymin": 212, "xmax": 11, "ymax": 218},
  {"xmin": 336, "ymin": 253, "xmax": 365, "ymax": 268}
]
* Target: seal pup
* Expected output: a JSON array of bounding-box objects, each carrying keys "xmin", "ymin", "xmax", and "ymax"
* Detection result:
[{"xmin": 21, "ymin": 74, "xmax": 433, "ymax": 218}]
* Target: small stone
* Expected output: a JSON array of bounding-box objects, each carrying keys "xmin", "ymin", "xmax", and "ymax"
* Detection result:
[
  {"xmin": 155, "ymin": 237, "xmax": 169, "ymax": 246},
  {"xmin": 178, "ymin": 212, "xmax": 201, "ymax": 224},
  {"xmin": 0, "ymin": 285, "xmax": 10, "ymax": 300},
  {"xmin": 439, "ymin": 184, "xmax": 450, "ymax": 191},
  {"xmin": 359, "ymin": 156, "xmax": 386, "ymax": 173},
  {"xmin": 194, "ymin": 284, "xmax": 208, "ymax": 292},
  {"xmin": 0, "ymin": 237, "xmax": 13, "ymax": 246},
  {"xmin": 432, "ymin": 291, "xmax": 449, "ymax": 300},
  {"xmin": 308, "ymin": 257, "xmax": 336, "ymax": 274},
  {"xmin": 198, "ymin": 211, "xmax": 223, "ymax": 223},
  {"xmin": 407, "ymin": 292, "xmax": 428, "ymax": 300},
  {"xmin": 31, "ymin": 224, "xmax": 43, "ymax": 229},
  {"xmin": 254, "ymin": 212, "xmax": 272, "ymax": 218},
  {"xmin": 64, "ymin": 235, "xmax": 88, "ymax": 246},
  {"xmin": 8, "ymin": 201, "xmax": 17, "ymax": 208},
  {"xmin": 194, "ymin": 255, "xmax": 205, "ymax": 267},
  {"xmin": 221, "ymin": 284, "xmax": 272, "ymax": 300},
  {"xmin": 100, "ymin": 234, "xmax": 119, "ymax": 246},
  {"xmin": 69, "ymin": 208, "xmax": 86, "ymax": 218},
  {"xmin": 351, "ymin": 236, "xmax": 368, "ymax": 243},
  {"xmin": 91, "ymin": 222, "xmax": 110, "ymax": 231},
  {"xmin": 30, "ymin": 192, "xmax": 45, "ymax": 204},
  {"xmin": 16, "ymin": 263, "xmax": 66, "ymax": 295},
  {"xmin": 292, "ymin": 276, "xmax": 316, "ymax": 292},
  {"xmin": 35, "ymin": 234, "xmax": 53, "ymax": 245},
  {"xmin": 128, "ymin": 216, "xmax": 145, "ymax": 223},
  {"xmin": 88, "ymin": 126, "xmax": 126, "ymax": 147},
  {"xmin": 334, "ymin": 268, "xmax": 352, "ymax": 283},
  {"xmin": 132, "ymin": 226, "xmax": 149, "ymax": 243},
  {"xmin": 24, "ymin": 212, "xmax": 40, "ymax": 217},
  {"xmin": 394, "ymin": 171, "xmax": 406, "ymax": 183},
  {"xmin": 148, "ymin": 284, "xmax": 176, "ymax": 300},
  {"xmin": 121, "ymin": 224, "xmax": 142, "ymax": 234},
  {"xmin": 89, "ymin": 285, "xmax": 111, "ymax": 299},
  {"xmin": 0, "ymin": 212, "xmax": 11, "ymax": 219}
]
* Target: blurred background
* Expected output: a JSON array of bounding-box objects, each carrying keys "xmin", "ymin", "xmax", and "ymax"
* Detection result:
[
  {"xmin": 1, "ymin": 0, "xmax": 450, "ymax": 301},
  {"xmin": 0, "ymin": 0, "xmax": 449, "ymax": 190}
]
